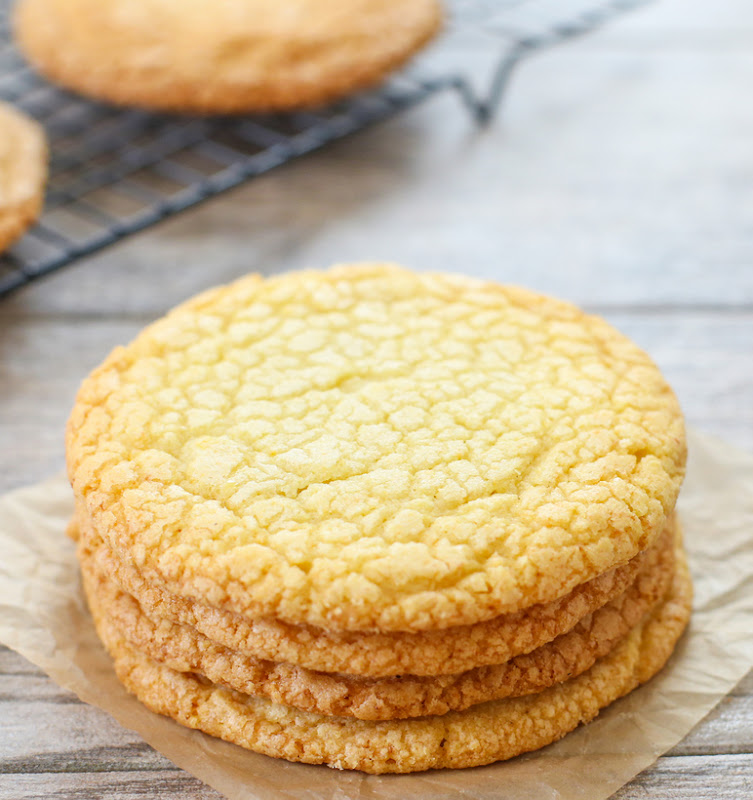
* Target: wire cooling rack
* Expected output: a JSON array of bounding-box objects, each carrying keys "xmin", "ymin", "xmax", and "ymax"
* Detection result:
[{"xmin": 0, "ymin": 0, "xmax": 646, "ymax": 298}]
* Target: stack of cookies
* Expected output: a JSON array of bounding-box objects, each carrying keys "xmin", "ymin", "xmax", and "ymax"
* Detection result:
[{"xmin": 66, "ymin": 264, "xmax": 691, "ymax": 774}]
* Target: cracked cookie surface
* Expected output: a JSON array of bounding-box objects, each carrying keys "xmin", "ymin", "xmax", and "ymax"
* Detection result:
[
  {"xmin": 81, "ymin": 521, "xmax": 676, "ymax": 720},
  {"xmin": 15, "ymin": 0, "xmax": 441, "ymax": 113},
  {"xmin": 66, "ymin": 264, "xmax": 686, "ymax": 631},
  {"xmin": 84, "ymin": 533, "xmax": 692, "ymax": 773},
  {"xmin": 0, "ymin": 102, "xmax": 46, "ymax": 253}
]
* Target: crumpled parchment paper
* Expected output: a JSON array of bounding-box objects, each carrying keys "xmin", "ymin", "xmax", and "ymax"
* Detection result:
[{"xmin": 0, "ymin": 428, "xmax": 752, "ymax": 800}]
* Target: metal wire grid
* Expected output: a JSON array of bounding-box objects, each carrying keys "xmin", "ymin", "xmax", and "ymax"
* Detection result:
[{"xmin": 0, "ymin": 0, "xmax": 646, "ymax": 299}]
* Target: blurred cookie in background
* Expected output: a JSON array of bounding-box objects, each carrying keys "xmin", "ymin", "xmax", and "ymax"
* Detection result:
[
  {"xmin": 13, "ymin": 0, "xmax": 443, "ymax": 113},
  {"xmin": 0, "ymin": 101, "xmax": 46, "ymax": 254}
]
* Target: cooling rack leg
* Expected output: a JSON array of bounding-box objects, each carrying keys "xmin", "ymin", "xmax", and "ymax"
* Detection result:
[
  {"xmin": 444, "ymin": 77, "xmax": 486, "ymax": 125},
  {"xmin": 476, "ymin": 42, "xmax": 532, "ymax": 125},
  {"xmin": 447, "ymin": 41, "xmax": 532, "ymax": 126},
  {"xmin": 467, "ymin": 0, "xmax": 654, "ymax": 125}
]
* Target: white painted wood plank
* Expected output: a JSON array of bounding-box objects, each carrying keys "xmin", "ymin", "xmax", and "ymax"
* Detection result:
[
  {"xmin": 615, "ymin": 755, "xmax": 753, "ymax": 799},
  {"xmin": 1, "ymin": 757, "xmax": 752, "ymax": 800},
  {"xmin": 0, "ymin": 772, "xmax": 222, "ymax": 800}
]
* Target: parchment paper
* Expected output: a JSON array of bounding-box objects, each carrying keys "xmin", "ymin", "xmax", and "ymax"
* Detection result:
[{"xmin": 1, "ymin": 427, "xmax": 752, "ymax": 800}]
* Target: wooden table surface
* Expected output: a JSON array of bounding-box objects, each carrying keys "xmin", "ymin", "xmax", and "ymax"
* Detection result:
[{"xmin": 2, "ymin": 0, "xmax": 752, "ymax": 796}]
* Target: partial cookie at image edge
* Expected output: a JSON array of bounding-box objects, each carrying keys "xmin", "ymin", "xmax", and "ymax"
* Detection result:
[{"xmin": 0, "ymin": 101, "xmax": 46, "ymax": 253}]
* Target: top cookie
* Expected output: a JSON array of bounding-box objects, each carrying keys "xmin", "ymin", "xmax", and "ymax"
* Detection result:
[
  {"xmin": 66, "ymin": 264, "xmax": 686, "ymax": 631},
  {"xmin": 14, "ymin": 0, "xmax": 442, "ymax": 113},
  {"xmin": 0, "ymin": 102, "xmax": 46, "ymax": 253}
]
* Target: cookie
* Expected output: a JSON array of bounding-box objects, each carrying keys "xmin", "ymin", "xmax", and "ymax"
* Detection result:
[
  {"xmin": 81, "ymin": 521, "xmax": 675, "ymax": 720},
  {"xmin": 0, "ymin": 102, "xmax": 46, "ymax": 253},
  {"xmin": 84, "ymin": 534, "xmax": 692, "ymax": 773},
  {"xmin": 14, "ymin": 0, "xmax": 442, "ymax": 113},
  {"xmin": 66, "ymin": 264, "xmax": 686, "ymax": 632},
  {"xmin": 74, "ymin": 508, "xmax": 673, "ymax": 677}
]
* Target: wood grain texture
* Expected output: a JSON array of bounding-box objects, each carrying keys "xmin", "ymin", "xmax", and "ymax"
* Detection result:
[
  {"xmin": 613, "ymin": 756, "xmax": 753, "ymax": 799},
  {"xmin": 0, "ymin": 772, "xmax": 222, "ymax": 800},
  {"xmin": 1, "ymin": 0, "xmax": 752, "ymax": 795}
]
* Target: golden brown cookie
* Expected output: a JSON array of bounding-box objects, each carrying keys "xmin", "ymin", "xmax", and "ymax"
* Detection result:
[
  {"xmin": 14, "ymin": 0, "xmax": 442, "ymax": 113},
  {"xmin": 84, "ymin": 534, "xmax": 692, "ymax": 773},
  {"xmin": 74, "ymin": 508, "xmax": 674, "ymax": 677},
  {"xmin": 80, "ymin": 521, "xmax": 675, "ymax": 720},
  {"xmin": 66, "ymin": 264, "xmax": 686, "ymax": 633},
  {"xmin": 0, "ymin": 102, "xmax": 46, "ymax": 253}
]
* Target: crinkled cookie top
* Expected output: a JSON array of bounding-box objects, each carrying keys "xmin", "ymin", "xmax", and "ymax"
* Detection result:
[{"xmin": 66, "ymin": 264, "xmax": 686, "ymax": 631}]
